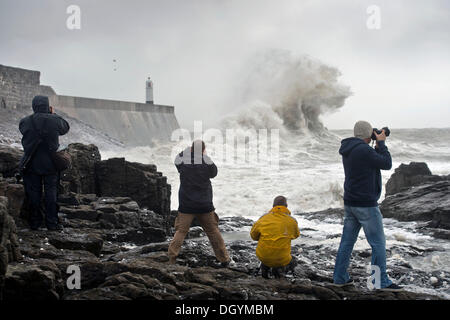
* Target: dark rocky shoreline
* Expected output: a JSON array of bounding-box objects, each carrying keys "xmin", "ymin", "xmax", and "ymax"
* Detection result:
[{"xmin": 1, "ymin": 143, "xmax": 449, "ymax": 300}]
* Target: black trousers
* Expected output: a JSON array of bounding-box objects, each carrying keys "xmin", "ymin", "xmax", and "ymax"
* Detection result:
[
  {"xmin": 23, "ymin": 173, "xmax": 58, "ymax": 228},
  {"xmin": 261, "ymin": 258, "xmax": 297, "ymax": 279}
]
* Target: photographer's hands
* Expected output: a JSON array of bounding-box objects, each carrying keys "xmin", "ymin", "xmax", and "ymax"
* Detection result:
[
  {"xmin": 374, "ymin": 129, "xmax": 386, "ymax": 141},
  {"xmin": 375, "ymin": 129, "xmax": 387, "ymax": 148}
]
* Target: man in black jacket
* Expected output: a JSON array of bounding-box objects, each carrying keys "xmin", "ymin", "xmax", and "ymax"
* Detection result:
[
  {"xmin": 19, "ymin": 96, "xmax": 70, "ymax": 231},
  {"xmin": 168, "ymin": 140, "xmax": 230, "ymax": 265}
]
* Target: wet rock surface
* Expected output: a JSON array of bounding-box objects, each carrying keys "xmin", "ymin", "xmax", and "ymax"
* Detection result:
[
  {"xmin": 60, "ymin": 143, "xmax": 101, "ymax": 195},
  {"xmin": 1, "ymin": 145, "xmax": 449, "ymax": 300},
  {"xmin": 0, "ymin": 176, "xmax": 25, "ymax": 220},
  {"xmin": 96, "ymin": 158, "xmax": 171, "ymax": 217},
  {"xmin": 3, "ymin": 206, "xmax": 448, "ymax": 300},
  {"xmin": 0, "ymin": 145, "xmax": 22, "ymax": 178},
  {"xmin": 385, "ymin": 162, "xmax": 449, "ymax": 196},
  {"xmin": 381, "ymin": 162, "xmax": 450, "ymax": 237},
  {"xmin": 381, "ymin": 181, "xmax": 450, "ymax": 229}
]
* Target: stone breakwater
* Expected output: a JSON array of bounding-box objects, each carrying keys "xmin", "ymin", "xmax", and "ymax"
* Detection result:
[
  {"xmin": 0, "ymin": 64, "xmax": 55, "ymax": 110},
  {"xmin": 0, "ymin": 145, "xmax": 449, "ymax": 300},
  {"xmin": 0, "ymin": 64, "xmax": 179, "ymax": 146}
]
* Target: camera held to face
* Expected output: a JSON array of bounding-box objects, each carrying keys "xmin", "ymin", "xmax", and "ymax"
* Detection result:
[{"xmin": 371, "ymin": 127, "xmax": 390, "ymax": 140}]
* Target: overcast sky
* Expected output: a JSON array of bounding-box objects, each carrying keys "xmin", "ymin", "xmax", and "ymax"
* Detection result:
[{"xmin": 1, "ymin": 0, "xmax": 449, "ymax": 129}]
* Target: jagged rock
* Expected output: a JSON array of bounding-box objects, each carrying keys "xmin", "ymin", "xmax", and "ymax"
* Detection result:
[
  {"xmin": 94, "ymin": 203, "xmax": 118, "ymax": 214},
  {"xmin": 99, "ymin": 211, "xmax": 141, "ymax": 229},
  {"xmin": 433, "ymin": 229, "xmax": 450, "ymax": 240},
  {"xmin": 65, "ymin": 287, "xmax": 131, "ymax": 300},
  {"xmin": 60, "ymin": 205, "xmax": 99, "ymax": 221},
  {"xmin": 104, "ymin": 227, "xmax": 166, "ymax": 245},
  {"xmin": 0, "ymin": 177, "xmax": 25, "ymax": 221},
  {"xmin": 184, "ymin": 268, "xmax": 216, "ymax": 286},
  {"xmin": 57, "ymin": 192, "xmax": 81, "ymax": 206},
  {"xmin": 181, "ymin": 283, "xmax": 219, "ymax": 300},
  {"xmin": 4, "ymin": 262, "xmax": 63, "ymax": 300},
  {"xmin": 60, "ymin": 143, "xmax": 101, "ymax": 194},
  {"xmin": 79, "ymin": 194, "xmax": 98, "ymax": 205},
  {"xmin": 48, "ymin": 231, "xmax": 103, "ymax": 256},
  {"xmin": 95, "ymin": 158, "xmax": 170, "ymax": 217},
  {"xmin": 1, "ymin": 144, "xmax": 447, "ymax": 301},
  {"xmin": 381, "ymin": 181, "xmax": 450, "ymax": 229},
  {"xmin": 96, "ymin": 197, "xmax": 133, "ymax": 205},
  {"xmin": 58, "ymin": 193, "xmax": 98, "ymax": 206},
  {"xmin": 297, "ymin": 207, "xmax": 345, "ymax": 220},
  {"xmin": 219, "ymin": 216, "xmax": 255, "ymax": 232},
  {"xmin": 0, "ymin": 145, "xmax": 22, "ymax": 178},
  {"xmin": 0, "ymin": 196, "xmax": 22, "ymax": 298},
  {"xmin": 385, "ymin": 162, "xmax": 449, "ymax": 196},
  {"xmin": 65, "ymin": 271, "xmax": 179, "ymax": 300},
  {"xmin": 311, "ymin": 285, "xmax": 340, "ymax": 300},
  {"xmin": 119, "ymin": 201, "xmax": 140, "ymax": 212},
  {"xmin": 186, "ymin": 226, "xmax": 205, "ymax": 239}
]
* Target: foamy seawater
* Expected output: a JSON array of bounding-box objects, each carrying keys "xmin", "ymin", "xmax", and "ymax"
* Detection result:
[
  {"xmin": 101, "ymin": 128, "xmax": 450, "ymax": 299},
  {"xmin": 101, "ymin": 128, "xmax": 450, "ymax": 218}
]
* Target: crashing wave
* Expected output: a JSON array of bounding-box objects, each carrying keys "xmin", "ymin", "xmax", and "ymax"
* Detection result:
[{"xmin": 222, "ymin": 50, "xmax": 352, "ymax": 133}]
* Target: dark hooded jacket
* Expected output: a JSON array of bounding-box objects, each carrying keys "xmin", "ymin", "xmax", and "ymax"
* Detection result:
[
  {"xmin": 175, "ymin": 147, "xmax": 218, "ymax": 214},
  {"xmin": 19, "ymin": 96, "xmax": 70, "ymax": 175},
  {"xmin": 339, "ymin": 137, "xmax": 392, "ymax": 207}
]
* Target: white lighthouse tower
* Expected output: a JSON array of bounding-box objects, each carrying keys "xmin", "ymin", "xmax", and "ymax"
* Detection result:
[{"xmin": 146, "ymin": 77, "xmax": 154, "ymax": 104}]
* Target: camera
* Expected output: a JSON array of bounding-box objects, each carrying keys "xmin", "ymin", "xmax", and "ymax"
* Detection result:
[{"xmin": 371, "ymin": 127, "xmax": 390, "ymax": 140}]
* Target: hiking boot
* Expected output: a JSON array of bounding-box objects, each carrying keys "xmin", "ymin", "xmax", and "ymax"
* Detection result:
[
  {"xmin": 331, "ymin": 278, "xmax": 354, "ymax": 287},
  {"xmin": 379, "ymin": 283, "xmax": 403, "ymax": 292},
  {"xmin": 168, "ymin": 257, "xmax": 177, "ymax": 265},
  {"xmin": 272, "ymin": 267, "xmax": 283, "ymax": 279},
  {"xmin": 220, "ymin": 261, "xmax": 230, "ymax": 268},
  {"xmin": 261, "ymin": 264, "xmax": 270, "ymax": 279}
]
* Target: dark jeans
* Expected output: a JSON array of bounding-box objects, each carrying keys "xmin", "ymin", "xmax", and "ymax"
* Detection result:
[
  {"xmin": 23, "ymin": 173, "xmax": 59, "ymax": 229},
  {"xmin": 261, "ymin": 258, "xmax": 297, "ymax": 279}
]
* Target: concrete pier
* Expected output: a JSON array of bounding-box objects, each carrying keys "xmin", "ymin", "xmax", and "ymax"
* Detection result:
[{"xmin": 0, "ymin": 64, "xmax": 179, "ymax": 146}]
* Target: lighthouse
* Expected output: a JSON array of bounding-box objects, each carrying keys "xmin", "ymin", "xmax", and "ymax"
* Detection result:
[{"xmin": 146, "ymin": 77, "xmax": 154, "ymax": 104}]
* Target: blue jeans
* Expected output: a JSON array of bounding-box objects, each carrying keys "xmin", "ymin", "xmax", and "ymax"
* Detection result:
[{"xmin": 333, "ymin": 205, "xmax": 392, "ymax": 288}]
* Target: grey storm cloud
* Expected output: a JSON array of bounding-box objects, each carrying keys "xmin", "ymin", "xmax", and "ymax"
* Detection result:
[{"xmin": 0, "ymin": 0, "xmax": 449, "ymax": 129}]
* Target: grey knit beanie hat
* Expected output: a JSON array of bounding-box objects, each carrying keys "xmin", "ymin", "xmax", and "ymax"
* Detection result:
[{"xmin": 354, "ymin": 121, "xmax": 373, "ymax": 139}]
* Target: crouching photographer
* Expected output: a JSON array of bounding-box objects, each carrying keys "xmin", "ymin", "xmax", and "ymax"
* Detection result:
[{"xmin": 332, "ymin": 120, "xmax": 402, "ymax": 291}]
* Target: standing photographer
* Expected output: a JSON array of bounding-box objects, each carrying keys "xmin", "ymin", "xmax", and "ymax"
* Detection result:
[
  {"xmin": 19, "ymin": 96, "xmax": 70, "ymax": 231},
  {"xmin": 168, "ymin": 140, "xmax": 230, "ymax": 266},
  {"xmin": 333, "ymin": 120, "xmax": 402, "ymax": 291}
]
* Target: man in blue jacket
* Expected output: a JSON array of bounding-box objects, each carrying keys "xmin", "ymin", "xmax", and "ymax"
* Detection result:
[
  {"xmin": 19, "ymin": 96, "xmax": 70, "ymax": 231},
  {"xmin": 333, "ymin": 120, "xmax": 402, "ymax": 291}
]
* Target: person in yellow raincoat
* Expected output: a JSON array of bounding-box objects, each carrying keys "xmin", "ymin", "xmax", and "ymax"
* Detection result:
[{"xmin": 250, "ymin": 196, "xmax": 300, "ymax": 278}]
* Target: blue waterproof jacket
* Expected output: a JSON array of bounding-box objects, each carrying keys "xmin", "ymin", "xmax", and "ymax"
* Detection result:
[{"xmin": 339, "ymin": 137, "xmax": 392, "ymax": 207}]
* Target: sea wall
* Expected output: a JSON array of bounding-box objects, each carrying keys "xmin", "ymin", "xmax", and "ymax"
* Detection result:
[
  {"xmin": 49, "ymin": 95, "xmax": 179, "ymax": 146},
  {"xmin": 0, "ymin": 64, "xmax": 55, "ymax": 109},
  {"xmin": 0, "ymin": 64, "xmax": 179, "ymax": 146}
]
